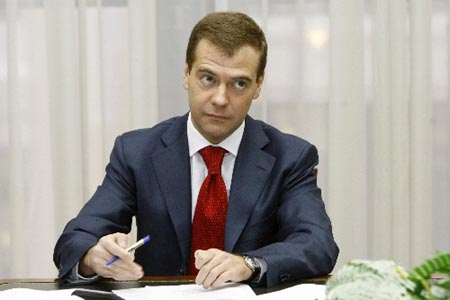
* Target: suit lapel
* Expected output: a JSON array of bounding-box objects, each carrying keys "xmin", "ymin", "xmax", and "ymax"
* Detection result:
[
  {"xmin": 151, "ymin": 115, "xmax": 191, "ymax": 266},
  {"xmin": 224, "ymin": 117, "xmax": 275, "ymax": 251}
]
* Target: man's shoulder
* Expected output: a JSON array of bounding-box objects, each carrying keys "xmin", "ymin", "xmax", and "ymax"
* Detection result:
[
  {"xmin": 112, "ymin": 115, "xmax": 187, "ymax": 156},
  {"xmin": 120, "ymin": 115, "xmax": 186, "ymax": 142},
  {"xmin": 247, "ymin": 117, "xmax": 319, "ymax": 168},
  {"xmin": 248, "ymin": 117, "xmax": 313, "ymax": 150}
]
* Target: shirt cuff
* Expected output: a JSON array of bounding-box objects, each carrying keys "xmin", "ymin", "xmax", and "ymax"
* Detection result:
[
  {"xmin": 62, "ymin": 263, "xmax": 99, "ymax": 285},
  {"xmin": 252, "ymin": 256, "xmax": 267, "ymax": 284}
]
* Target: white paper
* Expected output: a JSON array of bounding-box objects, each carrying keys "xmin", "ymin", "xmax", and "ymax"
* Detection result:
[
  {"xmin": 255, "ymin": 284, "xmax": 326, "ymax": 300},
  {"xmin": 0, "ymin": 283, "xmax": 325, "ymax": 300},
  {"xmin": 114, "ymin": 283, "xmax": 256, "ymax": 300},
  {"xmin": 0, "ymin": 288, "xmax": 81, "ymax": 300}
]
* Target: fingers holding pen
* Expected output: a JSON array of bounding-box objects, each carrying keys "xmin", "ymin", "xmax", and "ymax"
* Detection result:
[
  {"xmin": 99, "ymin": 233, "xmax": 134, "ymax": 263},
  {"xmin": 81, "ymin": 232, "xmax": 144, "ymax": 280},
  {"xmin": 100, "ymin": 233, "xmax": 144, "ymax": 280},
  {"xmin": 105, "ymin": 260, "xmax": 144, "ymax": 280}
]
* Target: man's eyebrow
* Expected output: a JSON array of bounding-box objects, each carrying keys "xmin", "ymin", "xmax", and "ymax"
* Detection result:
[
  {"xmin": 197, "ymin": 66, "xmax": 254, "ymax": 82},
  {"xmin": 197, "ymin": 67, "xmax": 216, "ymax": 74},
  {"xmin": 233, "ymin": 75, "xmax": 252, "ymax": 82}
]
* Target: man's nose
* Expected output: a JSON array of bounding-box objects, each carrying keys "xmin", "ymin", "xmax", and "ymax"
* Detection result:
[{"xmin": 211, "ymin": 84, "xmax": 228, "ymax": 106}]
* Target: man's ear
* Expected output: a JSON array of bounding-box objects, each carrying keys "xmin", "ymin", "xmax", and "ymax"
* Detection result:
[
  {"xmin": 183, "ymin": 64, "xmax": 189, "ymax": 90},
  {"xmin": 253, "ymin": 73, "xmax": 265, "ymax": 100}
]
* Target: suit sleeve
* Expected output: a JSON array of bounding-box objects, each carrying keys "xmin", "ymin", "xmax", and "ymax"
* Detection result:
[
  {"xmin": 53, "ymin": 135, "xmax": 137, "ymax": 279},
  {"xmin": 243, "ymin": 144, "xmax": 339, "ymax": 287}
]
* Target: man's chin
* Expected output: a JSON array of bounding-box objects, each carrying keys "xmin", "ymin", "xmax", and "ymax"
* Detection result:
[{"xmin": 202, "ymin": 128, "xmax": 230, "ymax": 144}]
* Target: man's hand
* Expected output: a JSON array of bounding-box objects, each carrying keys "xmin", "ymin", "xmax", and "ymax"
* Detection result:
[
  {"xmin": 79, "ymin": 232, "xmax": 144, "ymax": 281},
  {"xmin": 194, "ymin": 248, "xmax": 253, "ymax": 289}
]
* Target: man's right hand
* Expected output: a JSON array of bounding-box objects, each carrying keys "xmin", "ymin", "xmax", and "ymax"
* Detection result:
[{"xmin": 79, "ymin": 232, "xmax": 144, "ymax": 281}]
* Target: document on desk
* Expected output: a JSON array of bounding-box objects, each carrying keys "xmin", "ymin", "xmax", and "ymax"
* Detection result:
[
  {"xmin": 0, "ymin": 283, "xmax": 324, "ymax": 300},
  {"xmin": 255, "ymin": 283, "xmax": 326, "ymax": 300},
  {"xmin": 0, "ymin": 288, "xmax": 80, "ymax": 300},
  {"xmin": 0, "ymin": 284, "xmax": 254, "ymax": 300},
  {"xmin": 113, "ymin": 283, "xmax": 256, "ymax": 300}
]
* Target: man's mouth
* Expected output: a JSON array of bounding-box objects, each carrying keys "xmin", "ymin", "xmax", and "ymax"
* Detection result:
[{"xmin": 206, "ymin": 113, "xmax": 229, "ymax": 120}]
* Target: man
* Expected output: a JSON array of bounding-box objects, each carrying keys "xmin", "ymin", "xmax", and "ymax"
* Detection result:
[{"xmin": 54, "ymin": 11, "xmax": 338, "ymax": 288}]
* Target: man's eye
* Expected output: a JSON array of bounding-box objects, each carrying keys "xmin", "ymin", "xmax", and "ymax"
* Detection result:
[
  {"xmin": 233, "ymin": 80, "xmax": 247, "ymax": 91},
  {"xmin": 200, "ymin": 75, "xmax": 215, "ymax": 85}
]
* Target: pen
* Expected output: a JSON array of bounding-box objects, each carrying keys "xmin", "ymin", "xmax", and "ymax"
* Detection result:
[{"xmin": 105, "ymin": 235, "xmax": 151, "ymax": 266}]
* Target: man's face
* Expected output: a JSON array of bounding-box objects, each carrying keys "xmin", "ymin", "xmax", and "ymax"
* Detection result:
[{"xmin": 183, "ymin": 39, "xmax": 264, "ymax": 144}]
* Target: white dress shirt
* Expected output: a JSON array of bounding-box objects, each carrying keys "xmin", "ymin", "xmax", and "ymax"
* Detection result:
[{"xmin": 187, "ymin": 113, "xmax": 244, "ymax": 220}]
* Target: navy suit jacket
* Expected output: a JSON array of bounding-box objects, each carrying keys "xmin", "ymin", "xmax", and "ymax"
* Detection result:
[{"xmin": 54, "ymin": 114, "xmax": 338, "ymax": 287}]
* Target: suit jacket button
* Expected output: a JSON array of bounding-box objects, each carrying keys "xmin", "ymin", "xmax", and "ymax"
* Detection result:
[{"xmin": 280, "ymin": 274, "xmax": 291, "ymax": 283}]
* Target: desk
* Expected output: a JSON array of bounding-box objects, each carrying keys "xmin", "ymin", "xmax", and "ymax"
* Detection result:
[{"xmin": 0, "ymin": 276, "xmax": 328, "ymax": 295}]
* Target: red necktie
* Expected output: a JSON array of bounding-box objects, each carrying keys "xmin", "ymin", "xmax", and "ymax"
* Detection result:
[{"xmin": 189, "ymin": 146, "xmax": 228, "ymax": 275}]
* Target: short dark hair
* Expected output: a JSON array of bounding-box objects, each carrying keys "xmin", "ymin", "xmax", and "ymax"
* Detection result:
[{"xmin": 186, "ymin": 12, "xmax": 267, "ymax": 80}]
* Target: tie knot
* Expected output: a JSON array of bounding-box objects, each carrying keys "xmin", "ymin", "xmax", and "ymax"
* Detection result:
[{"xmin": 199, "ymin": 146, "xmax": 227, "ymax": 175}]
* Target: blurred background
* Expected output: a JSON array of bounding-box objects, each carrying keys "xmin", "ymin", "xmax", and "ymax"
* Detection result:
[{"xmin": 0, "ymin": 0, "xmax": 449, "ymax": 279}]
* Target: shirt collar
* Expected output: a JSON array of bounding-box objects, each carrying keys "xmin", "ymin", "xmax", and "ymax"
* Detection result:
[{"xmin": 187, "ymin": 112, "xmax": 244, "ymax": 157}]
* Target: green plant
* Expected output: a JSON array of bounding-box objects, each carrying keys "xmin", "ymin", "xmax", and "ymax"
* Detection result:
[
  {"xmin": 408, "ymin": 252, "xmax": 450, "ymax": 300},
  {"xmin": 325, "ymin": 252, "xmax": 450, "ymax": 300}
]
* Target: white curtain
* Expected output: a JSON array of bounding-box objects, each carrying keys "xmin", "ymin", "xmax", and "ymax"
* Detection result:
[{"xmin": 0, "ymin": 0, "xmax": 448, "ymax": 278}]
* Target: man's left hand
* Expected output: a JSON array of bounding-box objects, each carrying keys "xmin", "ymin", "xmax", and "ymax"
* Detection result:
[{"xmin": 194, "ymin": 248, "xmax": 253, "ymax": 289}]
